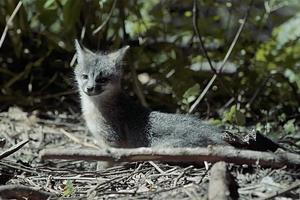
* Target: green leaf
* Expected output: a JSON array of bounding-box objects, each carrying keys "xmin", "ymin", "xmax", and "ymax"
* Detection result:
[
  {"xmin": 182, "ymin": 83, "xmax": 200, "ymax": 104},
  {"xmin": 223, "ymin": 105, "xmax": 246, "ymax": 126},
  {"xmin": 275, "ymin": 14, "xmax": 300, "ymax": 49},
  {"xmin": 283, "ymin": 119, "xmax": 297, "ymax": 134},
  {"xmin": 184, "ymin": 11, "xmax": 192, "ymax": 17},
  {"xmin": 284, "ymin": 69, "xmax": 300, "ymax": 91},
  {"xmin": 43, "ymin": 0, "xmax": 57, "ymax": 10},
  {"xmin": 63, "ymin": 180, "xmax": 76, "ymax": 197},
  {"xmin": 209, "ymin": 118, "xmax": 222, "ymax": 125}
]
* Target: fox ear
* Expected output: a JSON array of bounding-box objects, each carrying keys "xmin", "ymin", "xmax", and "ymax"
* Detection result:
[
  {"xmin": 75, "ymin": 39, "xmax": 94, "ymax": 65},
  {"xmin": 108, "ymin": 45, "xmax": 130, "ymax": 64},
  {"xmin": 75, "ymin": 39, "xmax": 84, "ymax": 65}
]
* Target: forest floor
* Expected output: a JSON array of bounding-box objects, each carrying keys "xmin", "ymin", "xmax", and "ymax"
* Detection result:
[{"xmin": 0, "ymin": 107, "xmax": 299, "ymax": 200}]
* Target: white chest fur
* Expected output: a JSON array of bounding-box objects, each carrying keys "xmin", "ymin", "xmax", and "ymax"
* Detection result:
[{"xmin": 80, "ymin": 94, "xmax": 110, "ymax": 147}]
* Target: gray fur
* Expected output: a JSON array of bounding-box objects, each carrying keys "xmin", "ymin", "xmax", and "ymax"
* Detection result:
[{"xmin": 74, "ymin": 41, "xmax": 228, "ymax": 149}]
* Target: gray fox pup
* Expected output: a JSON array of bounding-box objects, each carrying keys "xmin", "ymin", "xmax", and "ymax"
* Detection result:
[{"xmin": 74, "ymin": 40, "xmax": 228, "ymax": 149}]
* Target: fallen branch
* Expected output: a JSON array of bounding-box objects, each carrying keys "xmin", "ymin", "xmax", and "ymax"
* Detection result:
[
  {"xmin": 0, "ymin": 185, "xmax": 55, "ymax": 200},
  {"xmin": 0, "ymin": 139, "xmax": 29, "ymax": 159},
  {"xmin": 208, "ymin": 161, "xmax": 238, "ymax": 200},
  {"xmin": 40, "ymin": 146, "xmax": 300, "ymax": 168}
]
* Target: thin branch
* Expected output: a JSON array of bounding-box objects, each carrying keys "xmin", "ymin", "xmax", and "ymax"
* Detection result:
[
  {"xmin": 149, "ymin": 161, "xmax": 165, "ymax": 174},
  {"xmin": 0, "ymin": 1, "xmax": 23, "ymax": 48},
  {"xmin": 40, "ymin": 146, "xmax": 300, "ymax": 168},
  {"xmin": 0, "ymin": 140, "xmax": 29, "ymax": 160},
  {"xmin": 92, "ymin": 0, "xmax": 117, "ymax": 35},
  {"xmin": 189, "ymin": 0, "xmax": 253, "ymax": 113},
  {"xmin": 86, "ymin": 164, "xmax": 144, "ymax": 196},
  {"xmin": 192, "ymin": 0, "xmax": 216, "ymax": 73},
  {"xmin": 0, "ymin": 185, "xmax": 55, "ymax": 200},
  {"xmin": 60, "ymin": 129, "xmax": 99, "ymax": 149},
  {"xmin": 173, "ymin": 165, "xmax": 193, "ymax": 187}
]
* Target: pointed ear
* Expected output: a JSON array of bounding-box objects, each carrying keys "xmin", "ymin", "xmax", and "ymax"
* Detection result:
[
  {"xmin": 75, "ymin": 39, "xmax": 95, "ymax": 65},
  {"xmin": 75, "ymin": 39, "xmax": 84, "ymax": 65},
  {"xmin": 108, "ymin": 45, "xmax": 130, "ymax": 64}
]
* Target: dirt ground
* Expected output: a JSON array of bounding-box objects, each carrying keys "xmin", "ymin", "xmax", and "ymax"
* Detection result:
[{"xmin": 0, "ymin": 107, "xmax": 299, "ymax": 199}]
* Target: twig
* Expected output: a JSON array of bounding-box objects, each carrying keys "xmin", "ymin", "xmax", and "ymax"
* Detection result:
[
  {"xmin": 173, "ymin": 165, "xmax": 193, "ymax": 187},
  {"xmin": 4, "ymin": 67, "xmax": 27, "ymax": 89},
  {"xmin": 32, "ymin": 175, "xmax": 106, "ymax": 181},
  {"xmin": 198, "ymin": 164, "xmax": 211, "ymax": 184},
  {"xmin": 192, "ymin": 0, "xmax": 216, "ymax": 73},
  {"xmin": 87, "ymin": 165, "xmax": 145, "ymax": 196},
  {"xmin": 153, "ymin": 182, "xmax": 195, "ymax": 196},
  {"xmin": 60, "ymin": 129, "xmax": 99, "ymax": 149},
  {"xmin": 87, "ymin": 173, "xmax": 126, "ymax": 195},
  {"xmin": 92, "ymin": 0, "xmax": 117, "ymax": 35},
  {"xmin": 0, "ymin": 160, "xmax": 39, "ymax": 174},
  {"xmin": 0, "ymin": 185, "xmax": 55, "ymax": 200},
  {"xmin": 258, "ymin": 181, "xmax": 300, "ymax": 200},
  {"xmin": 149, "ymin": 161, "xmax": 165, "ymax": 174},
  {"xmin": 0, "ymin": 1, "xmax": 22, "ymax": 48},
  {"xmin": 0, "ymin": 139, "xmax": 29, "ymax": 159},
  {"xmin": 189, "ymin": 0, "xmax": 253, "ymax": 113},
  {"xmin": 40, "ymin": 146, "xmax": 300, "ymax": 168}
]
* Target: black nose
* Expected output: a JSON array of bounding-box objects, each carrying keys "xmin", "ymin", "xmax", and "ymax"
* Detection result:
[{"xmin": 86, "ymin": 87, "xmax": 93, "ymax": 92}]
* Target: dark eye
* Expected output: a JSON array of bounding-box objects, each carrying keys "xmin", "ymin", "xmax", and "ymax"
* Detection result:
[
  {"xmin": 82, "ymin": 74, "xmax": 88, "ymax": 79},
  {"xmin": 96, "ymin": 77, "xmax": 108, "ymax": 84}
]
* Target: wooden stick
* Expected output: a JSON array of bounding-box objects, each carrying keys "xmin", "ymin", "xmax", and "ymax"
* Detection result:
[
  {"xmin": 40, "ymin": 146, "xmax": 300, "ymax": 168},
  {"xmin": 0, "ymin": 185, "xmax": 55, "ymax": 200},
  {"xmin": 0, "ymin": 139, "xmax": 29, "ymax": 159},
  {"xmin": 0, "ymin": 1, "xmax": 23, "ymax": 48}
]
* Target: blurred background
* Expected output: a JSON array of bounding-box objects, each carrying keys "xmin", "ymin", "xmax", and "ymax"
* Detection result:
[{"xmin": 0, "ymin": 0, "xmax": 299, "ymax": 136}]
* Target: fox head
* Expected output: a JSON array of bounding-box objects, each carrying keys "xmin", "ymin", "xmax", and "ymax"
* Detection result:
[{"xmin": 74, "ymin": 40, "xmax": 129, "ymax": 96}]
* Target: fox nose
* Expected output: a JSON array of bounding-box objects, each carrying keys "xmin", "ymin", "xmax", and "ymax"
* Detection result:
[{"xmin": 86, "ymin": 86, "xmax": 93, "ymax": 93}]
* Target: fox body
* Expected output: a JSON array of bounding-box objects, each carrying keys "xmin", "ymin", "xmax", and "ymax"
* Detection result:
[{"xmin": 74, "ymin": 41, "xmax": 228, "ymax": 149}]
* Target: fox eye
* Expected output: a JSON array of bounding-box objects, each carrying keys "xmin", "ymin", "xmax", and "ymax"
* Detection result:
[
  {"xmin": 96, "ymin": 76, "xmax": 108, "ymax": 84},
  {"xmin": 82, "ymin": 74, "xmax": 88, "ymax": 79}
]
